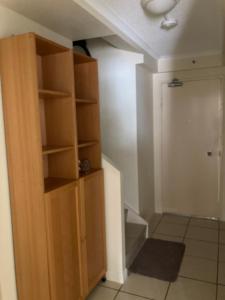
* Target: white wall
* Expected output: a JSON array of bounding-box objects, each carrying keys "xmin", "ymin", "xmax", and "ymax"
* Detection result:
[
  {"xmin": 0, "ymin": 83, "xmax": 17, "ymax": 300},
  {"xmin": 0, "ymin": 5, "xmax": 72, "ymax": 48},
  {"xmin": 0, "ymin": 5, "xmax": 72, "ymax": 300},
  {"xmin": 158, "ymin": 53, "xmax": 223, "ymax": 73},
  {"xmin": 88, "ymin": 39, "xmax": 143, "ymax": 213},
  {"xmin": 136, "ymin": 65, "xmax": 155, "ymax": 221},
  {"xmin": 102, "ymin": 156, "xmax": 126, "ymax": 283}
]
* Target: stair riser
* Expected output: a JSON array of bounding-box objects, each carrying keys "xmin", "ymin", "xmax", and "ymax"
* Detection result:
[{"xmin": 126, "ymin": 231, "xmax": 146, "ymax": 268}]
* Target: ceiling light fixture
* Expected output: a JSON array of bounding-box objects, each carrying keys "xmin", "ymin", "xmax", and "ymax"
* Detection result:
[
  {"xmin": 161, "ymin": 16, "xmax": 178, "ymax": 30},
  {"xmin": 141, "ymin": 0, "xmax": 180, "ymax": 16},
  {"xmin": 141, "ymin": 0, "xmax": 180, "ymax": 30}
]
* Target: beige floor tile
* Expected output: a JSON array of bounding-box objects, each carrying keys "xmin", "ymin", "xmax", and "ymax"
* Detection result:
[
  {"xmin": 100, "ymin": 279, "xmax": 122, "ymax": 290},
  {"xmin": 190, "ymin": 218, "xmax": 218, "ymax": 229},
  {"xmin": 116, "ymin": 292, "xmax": 147, "ymax": 300},
  {"xmin": 87, "ymin": 286, "xmax": 117, "ymax": 300},
  {"xmin": 155, "ymin": 222, "xmax": 186, "ymax": 237},
  {"xmin": 186, "ymin": 226, "xmax": 218, "ymax": 243},
  {"xmin": 220, "ymin": 231, "xmax": 225, "ymax": 244},
  {"xmin": 179, "ymin": 256, "xmax": 217, "ymax": 283},
  {"xmin": 152, "ymin": 233, "xmax": 183, "ymax": 242},
  {"xmin": 219, "ymin": 245, "xmax": 225, "ymax": 262},
  {"xmin": 149, "ymin": 213, "xmax": 162, "ymax": 233},
  {"xmin": 121, "ymin": 273, "xmax": 169, "ymax": 300},
  {"xmin": 166, "ymin": 277, "xmax": 216, "ymax": 300},
  {"xmin": 218, "ymin": 262, "xmax": 225, "ymax": 285},
  {"xmin": 162, "ymin": 214, "xmax": 189, "ymax": 225},
  {"xmin": 217, "ymin": 285, "xmax": 225, "ymax": 300},
  {"xmin": 184, "ymin": 239, "xmax": 218, "ymax": 260},
  {"xmin": 220, "ymin": 222, "xmax": 225, "ymax": 230}
]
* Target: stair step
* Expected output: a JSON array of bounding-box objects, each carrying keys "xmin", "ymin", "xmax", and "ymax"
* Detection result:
[{"xmin": 125, "ymin": 223, "xmax": 146, "ymax": 268}]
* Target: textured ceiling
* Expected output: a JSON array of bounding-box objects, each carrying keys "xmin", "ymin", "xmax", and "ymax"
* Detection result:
[
  {"xmin": 0, "ymin": 0, "xmax": 113, "ymax": 41},
  {"xmin": 1, "ymin": 0, "xmax": 224, "ymax": 58},
  {"xmin": 93, "ymin": 0, "xmax": 224, "ymax": 58}
]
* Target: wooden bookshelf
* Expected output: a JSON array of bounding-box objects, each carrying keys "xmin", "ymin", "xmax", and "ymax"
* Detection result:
[{"xmin": 0, "ymin": 33, "xmax": 105, "ymax": 300}]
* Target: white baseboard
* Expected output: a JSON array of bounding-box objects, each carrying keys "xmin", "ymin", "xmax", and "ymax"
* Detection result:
[
  {"xmin": 123, "ymin": 268, "xmax": 128, "ymax": 282},
  {"xmin": 106, "ymin": 269, "xmax": 126, "ymax": 284}
]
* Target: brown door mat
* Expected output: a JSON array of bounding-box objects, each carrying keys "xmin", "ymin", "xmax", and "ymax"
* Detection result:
[{"xmin": 130, "ymin": 238, "xmax": 185, "ymax": 282}]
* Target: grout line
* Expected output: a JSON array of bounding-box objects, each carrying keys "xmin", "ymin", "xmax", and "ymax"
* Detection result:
[
  {"xmin": 218, "ymin": 283, "xmax": 225, "ymax": 287},
  {"xmin": 216, "ymin": 221, "xmax": 220, "ymax": 299},
  {"xmin": 188, "ymin": 224, "xmax": 219, "ymax": 231},
  {"xmin": 151, "ymin": 232, "xmax": 183, "ymax": 239},
  {"xmin": 151, "ymin": 214, "xmax": 164, "ymax": 234},
  {"xmin": 183, "ymin": 254, "xmax": 218, "ymax": 263},
  {"xmin": 182, "ymin": 217, "xmax": 191, "ymax": 242},
  {"xmin": 115, "ymin": 290, "xmax": 153, "ymax": 300},
  {"xmin": 179, "ymin": 275, "xmax": 217, "ymax": 285},
  {"xmin": 183, "ymin": 237, "xmax": 219, "ymax": 245},
  {"xmin": 113, "ymin": 285, "xmax": 122, "ymax": 300},
  {"xmin": 148, "ymin": 214, "xmax": 163, "ymax": 238},
  {"xmin": 164, "ymin": 282, "xmax": 171, "ymax": 300},
  {"xmin": 99, "ymin": 284, "xmax": 123, "ymax": 292}
]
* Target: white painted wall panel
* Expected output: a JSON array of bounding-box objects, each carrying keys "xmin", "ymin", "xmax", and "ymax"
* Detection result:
[
  {"xmin": 136, "ymin": 65, "xmax": 155, "ymax": 221},
  {"xmin": 88, "ymin": 38, "xmax": 143, "ymax": 212}
]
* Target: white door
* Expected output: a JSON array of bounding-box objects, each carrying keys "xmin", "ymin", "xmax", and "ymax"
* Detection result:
[{"xmin": 162, "ymin": 79, "xmax": 222, "ymax": 217}]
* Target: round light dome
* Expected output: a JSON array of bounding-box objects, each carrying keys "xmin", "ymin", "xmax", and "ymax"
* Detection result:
[{"xmin": 141, "ymin": 0, "xmax": 179, "ymax": 15}]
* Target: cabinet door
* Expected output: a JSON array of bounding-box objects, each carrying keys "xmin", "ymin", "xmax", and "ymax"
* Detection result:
[
  {"xmin": 44, "ymin": 183, "xmax": 83, "ymax": 300},
  {"xmin": 79, "ymin": 170, "xmax": 106, "ymax": 294}
]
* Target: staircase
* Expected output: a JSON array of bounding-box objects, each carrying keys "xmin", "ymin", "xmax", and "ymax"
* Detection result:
[
  {"xmin": 102, "ymin": 155, "xmax": 149, "ymax": 282},
  {"xmin": 124, "ymin": 207, "xmax": 148, "ymax": 268}
]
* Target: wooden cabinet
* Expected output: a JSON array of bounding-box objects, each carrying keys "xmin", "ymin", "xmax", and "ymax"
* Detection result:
[
  {"xmin": 0, "ymin": 33, "xmax": 106, "ymax": 300},
  {"xmin": 0, "ymin": 33, "xmax": 51, "ymax": 300},
  {"xmin": 45, "ymin": 183, "xmax": 83, "ymax": 300},
  {"xmin": 79, "ymin": 170, "xmax": 106, "ymax": 296}
]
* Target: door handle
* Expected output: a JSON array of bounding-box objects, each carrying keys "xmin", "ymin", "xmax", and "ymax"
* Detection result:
[{"xmin": 207, "ymin": 151, "xmax": 222, "ymax": 157}]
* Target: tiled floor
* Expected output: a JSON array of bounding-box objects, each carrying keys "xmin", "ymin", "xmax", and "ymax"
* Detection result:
[{"xmin": 88, "ymin": 214, "xmax": 225, "ymax": 300}]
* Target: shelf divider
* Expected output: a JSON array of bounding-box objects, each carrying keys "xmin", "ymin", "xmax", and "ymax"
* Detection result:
[
  {"xmin": 39, "ymin": 88, "xmax": 71, "ymax": 99},
  {"xmin": 78, "ymin": 140, "xmax": 99, "ymax": 149},
  {"xmin": 42, "ymin": 145, "xmax": 74, "ymax": 155}
]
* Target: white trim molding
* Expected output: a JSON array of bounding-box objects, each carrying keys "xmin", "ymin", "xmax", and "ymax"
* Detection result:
[
  {"xmin": 73, "ymin": 0, "xmax": 158, "ymax": 72},
  {"xmin": 158, "ymin": 53, "xmax": 224, "ymax": 73}
]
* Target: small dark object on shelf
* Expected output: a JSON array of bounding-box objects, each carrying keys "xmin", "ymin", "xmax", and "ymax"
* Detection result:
[{"xmin": 79, "ymin": 159, "xmax": 91, "ymax": 175}]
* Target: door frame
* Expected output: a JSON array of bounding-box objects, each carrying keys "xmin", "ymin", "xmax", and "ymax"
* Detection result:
[{"xmin": 153, "ymin": 67, "xmax": 225, "ymax": 220}]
